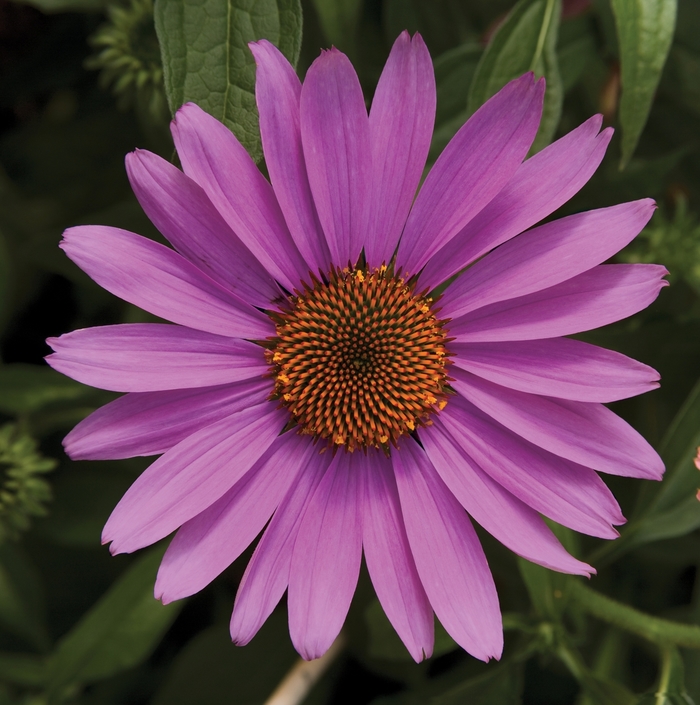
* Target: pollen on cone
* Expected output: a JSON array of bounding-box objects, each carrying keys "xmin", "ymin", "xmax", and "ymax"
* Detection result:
[{"xmin": 267, "ymin": 265, "xmax": 451, "ymax": 451}]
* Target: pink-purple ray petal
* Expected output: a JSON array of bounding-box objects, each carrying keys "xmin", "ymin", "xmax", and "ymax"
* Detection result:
[
  {"xmin": 392, "ymin": 437, "xmax": 502, "ymax": 661},
  {"xmin": 171, "ymin": 103, "xmax": 308, "ymax": 290},
  {"xmin": 439, "ymin": 398, "xmax": 625, "ymax": 538},
  {"xmin": 155, "ymin": 432, "xmax": 314, "ymax": 603},
  {"xmin": 451, "ymin": 368, "xmax": 664, "ymax": 480},
  {"xmin": 125, "ymin": 149, "xmax": 278, "ymax": 308},
  {"xmin": 449, "ymin": 264, "xmax": 668, "ymax": 342},
  {"xmin": 420, "ymin": 424, "xmax": 594, "ymax": 576},
  {"xmin": 451, "ymin": 338, "xmax": 659, "ymax": 402},
  {"xmin": 102, "ymin": 403, "xmax": 286, "ymax": 553},
  {"xmin": 419, "ymin": 115, "xmax": 612, "ymax": 289},
  {"xmin": 300, "ymin": 49, "xmax": 371, "ymax": 266},
  {"xmin": 361, "ymin": 450, "xmax": 434, "ymax": 662},
  {"xmin": 64, "ymin": 378, "xmax": 271, "ymax": 460},
  {"xmin": 441, "ymin": 199, "xmax": 656, "ymax": 319},
  {"xmin": 365, "ymin": 31, "xmax": 435, "ymax": 267},
  {"xmin": 230, "ymin": 451, "xmax": 331, "ymax": 646},
  {"xmin": 61, "ymin": 226, "xmax": 273, "ymax": 339},
  {"xmin": 250, "ymin": 40, "xmax": 331, "ymax": 274},
  {"xmin": 396, "ymin": 73, "xmax": 544, "ymax": 275},
  {"xmin": 288, "ymin": 451, "xmax": 364, "ymax": 660},
  {"xmin": 46, "ymin": 324, "xmax": 268, "ymax": 392}
]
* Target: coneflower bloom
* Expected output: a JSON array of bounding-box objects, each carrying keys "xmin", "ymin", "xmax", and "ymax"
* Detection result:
[{"xmin": 47, "ymin": 32, "xmax": 666, "ymax": 663}]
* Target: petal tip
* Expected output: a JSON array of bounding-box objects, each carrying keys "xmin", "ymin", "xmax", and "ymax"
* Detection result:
[
  {"xmin": 156, "ymin": 588, "xmax": 177, "ymax": 606},
  {"xmin": 560, "ymin": 560, "xmax": 595, "ymax": 578},
  {"xmin": 230, "ymin": 620, "xmax": 255, "ymax": 647},
  {"xmin": 249, "ymin": 38, "xmax": 271, "ymax": 50},
  {"xmin": 173, "ymin": 101, "xmax": 203, "ymax": 125},
  {"xmin": 413, "ymin": 646, "xmax": 431, "ymax": 663},
  {"xmin": 61, "ymin": 434, "xmax": 83, "ymax": 461}
]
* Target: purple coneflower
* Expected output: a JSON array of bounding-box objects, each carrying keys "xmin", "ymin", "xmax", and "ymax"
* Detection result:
[{"xmin": 47, "ymin": 32, "xmax": 667, "ymax": 663}]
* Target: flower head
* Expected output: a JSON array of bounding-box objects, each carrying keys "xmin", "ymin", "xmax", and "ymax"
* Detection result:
[
  {"xmin": 47, "ymin": 32, "xmax": 667, "ymax": 663},
  {"xmin": 85, "ymin": 0, "xmax": 168, "ymax": 122}
]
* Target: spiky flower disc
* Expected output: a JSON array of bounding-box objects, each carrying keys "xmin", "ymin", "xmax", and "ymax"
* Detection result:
[{"xmin": 268, "ymin": 266, "xmax": 450, "ymax": 451}]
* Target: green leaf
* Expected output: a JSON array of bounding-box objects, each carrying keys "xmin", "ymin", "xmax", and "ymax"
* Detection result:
[
  {"xmin": 558, "ymin": 641, "xmax": 638, "ymax": 705},
  {"xmin": 155, "ymin": 0, "xmax": 302, "ymax": 162},
  {"xmin": 518, "ymin": 557, "xmax": 571, "ymax": 622},
  {"xmin": 46, "ymin": 546, "xmax": 183, "ymax": 695},
  {"xmin": 467, "ymin": 0, "xmax": 563, "ymax": 151},
  {"xmin": 660, "ymin": 647, "xmax": 692, "ymax": 700},
  {"xmin": 364, "ymin": 598, "xmax": 457, "ymax": 662},
  {"xmin": 11, "ymin": 0, "xmax": 106, "ymax": 12},
  {"xmin": 557, "ymin": 15, "xmax": 598, "ymax": 92},
  {"xmin": 383, "ymin": 0, "xmax": 475, "ymax": 58},
  {"xmin": 0, "ymin": 543, "xmax": 49, "ymax": 651},
  {"xmin": 517, "ymin": 524, "xmax": 581, "ymax": 622},
  {"xmin": 637, "ymin": 647, "xmax": 696, "ymax": 704},
  {"xmin": 665, "ymin": 45, "xmax": 700, "ymax": 118},
  {"xmin": 432, "ymin": 662, "xmax": 523, "ymax": 705},
  {"xmin": 611, "ymin": 0, "xmax": 677, "ymax": 168},
  {"xmin": 654, "ymin": 375, "xmax": 700, "ymax": 513},
  {"xmin": 34, "ymin": 461, "xmax": 138, "ymax": 548},
  {"xmin": 310, "ymin": 0, "xmax": 363, "ymax": 52},
  {"xmin": 0, "ymin": 652, "xmax": 45, "ymax": 687},
  {"xmin": 629, "ymin": 495, "xmax": 700, "ymax": 546},
  {"xmin": 434, "ymin": 42, "xmax": 482, "ymax": 127},
  {"xmin": 0, "ymin": 229, "xmax": 11, "ymax": 338},
  {"xmin": 579, "ymin": 673, "xmax": 639, "ymax": 705},
  {"xmin": 371, "ymin": 660, "xmax": 524, "ymax": 705},
  {"xmin": 592, "ymin": 376, "xmax": 700, "ymax": 564},
  {"xmin": 151, "ymin": 611, "xmax": 298, "ymax": 705},
  {"xmin": 633, "ymin": 375, "xmax": 700, "ymax": 534},
  {"xmin": 0, "ymin": 364, "xmax": 93, "ymax": 416}
]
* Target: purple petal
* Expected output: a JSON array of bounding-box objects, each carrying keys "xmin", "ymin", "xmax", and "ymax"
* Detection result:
[
  {"xmin": 449, "ymin": 264, "xmax": 669, "ymax": 342},
  {"xmin": 441, "ymin": 200, "xmax": 656, "ymax": 319},
  {"xmin": 420, "ymin": 424, "xmax": 594, "ymax": 575},
  {"xmin": 155, "ymin": 432, "xmax": 314, "ymax": 603},
  {"xmin": 46, "ymin": 324, "xmax": 268, "ymax": 392},
  {"xmin": 64, "ymin": 378, "xmax": 271, "ymax": 460},
  {"xmin": 102, "ymin": 402, "xmax": 286, "ymax": 554},
  {"xmin": 361, "ymin": 450, "xmax": 434, "ymax": 662},
  {"xmin": 288, "ymin": 451, "xmax": 363, "ymax": 660},
  {"xmin": 61, "ymin": 226, "xmax": 273, "ymax": 339},
  {"xmin": 419, "ymin": 115, "xmax": 612, "ymax": 289},
  {"xmin": 250, "ymin": 40, "xmax": 331, "ymax": 274},
  {"xmin": 171, "ymin": 103, "xmax": 308, "ymax": 290},
  {"xmin": 392, "ymin": 437, "xmax": 502, "ymax": 661},
  {"xmin": 395, "ymin": 73, "xmax": 544, "ymax": 275},
  {"xmin": 365, "ymin": 32, "xmax": 436, "ymax": 267},
  {"xmin": 439, "ymin": 397, "xmax": 625, "ymax": 537},
  {"xmin": 125, "ymin": 149, "xmax": 278, "ymax": 308},
  {"xmin": 300, "ymin": 48, "xmax": 371, "ymax": 266},
  {"xmin": 451, "ymin": 338, "xmax": 659, "ymax": 402},
  {"xmin": 451, "ymin": 368, "xmax": 664, "ymax": 480},
  {"xmin": 230, "ymin": 450, "xmax": 331, "ymax": 646}
]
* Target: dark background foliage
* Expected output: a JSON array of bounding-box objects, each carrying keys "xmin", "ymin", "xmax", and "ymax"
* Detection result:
[{"xmin": 1, "ymin": 0, "xmax": 700, "ymax": 703}]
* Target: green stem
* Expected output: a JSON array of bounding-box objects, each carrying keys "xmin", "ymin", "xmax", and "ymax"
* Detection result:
[
  {"xmin": 586, "ymin": 526, "xmax": 638, "ymax": 568},
  {"xmin": 570, "ymin": 581, "xmax": 700, "ymax": 648},
  {"xmin": 656, "ymin": 648, "xmax": 675, "ymax": 704},
  {"xmin": 556, "ymin": 642, "xmax": 587, "ymax": 682},
  {"xmin": 530, "ymin": 0, "xmax": 557, "ymax": 72}
]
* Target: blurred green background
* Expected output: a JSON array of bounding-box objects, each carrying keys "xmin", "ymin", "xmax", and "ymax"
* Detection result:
[{"xmin": 2, "ymin": 0, "xmax": 700, "ymax": 702}]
